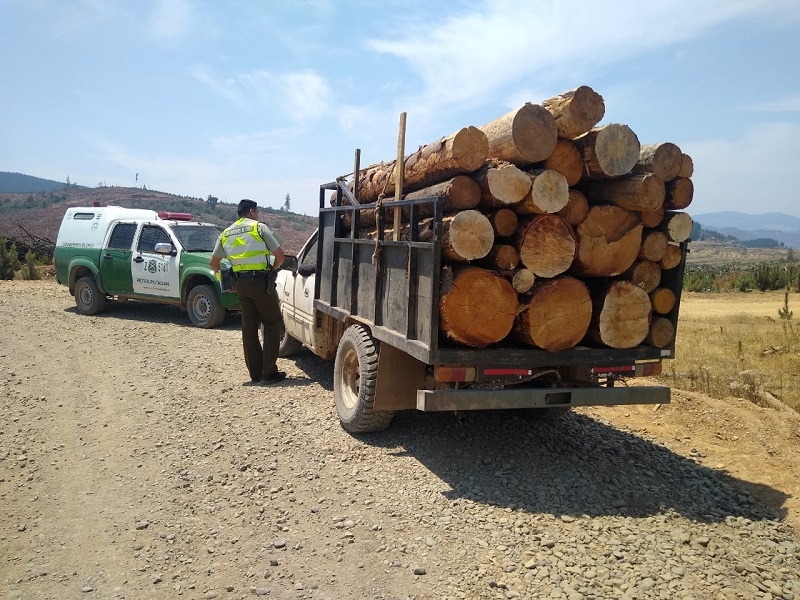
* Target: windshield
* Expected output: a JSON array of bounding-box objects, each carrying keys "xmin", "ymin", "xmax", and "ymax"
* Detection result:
[{"xmin": 172, "ymin": 224, "xmax": 224, "ymax": 252}]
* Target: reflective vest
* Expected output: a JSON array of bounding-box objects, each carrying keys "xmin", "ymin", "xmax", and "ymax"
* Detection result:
[{"xmin": 220, "ymin": 218, "xmax": 271, "ymax": 272}]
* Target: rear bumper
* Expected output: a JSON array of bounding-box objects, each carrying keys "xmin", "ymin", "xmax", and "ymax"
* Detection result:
[{"xmin": 416, "ymin": 385, "xmax": 670, "ymax": 412}]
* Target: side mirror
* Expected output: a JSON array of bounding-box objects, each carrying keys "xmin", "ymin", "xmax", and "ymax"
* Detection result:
[
  {"xmin": 298, "ymin": 263, "xmax": 316, "ymax": 277},
  {"xmin": 154, "ymin": 242, "xmax": 176, "ymax": 255},
  {"xmin": 281, "ymin": 255, "xmax": 298, "ymax": 275}
]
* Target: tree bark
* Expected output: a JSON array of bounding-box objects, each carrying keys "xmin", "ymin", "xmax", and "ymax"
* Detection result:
[
  {"xmin": 544, "ymin": 139, "xmax": 583, "ymax": 186},
  {"xmin": 558, "ymin": 189, "xmax": 589, "ymax": 226},
  {"xmin": 511, "ymin": 268, "xmax": 535, "ymax": 293},
  {"xmin": 541, "ymin": 86, "xmax": 606, "ymax": 140},
  {"xmin": 679, "ymin": 153, "xmax": 694, "ymax": 178},
  {"xmin": 514, "ymin": 277, "xmax": 592, "ymax": 351},
  {"xmin": 587, "ymin": 281, "xmax": 652, "ymax": 349},
  {"xmin": 638, "ymin": 230, "xmax": 669, "ymax": 263},
  {"xmin": 624, "ymin": 260, "xmax": 662, "ymax": 294},
  {"xmin": 477, "ymin": 244, "xmax": 520, "ymax": 271},
  {"xmin": 644, "ymin": 317, "xmax": 675, "ymax": 348},
  {"xmin": 574, "ymin": 124, "xmax": 641, "ymax": 179},
  {"xmin": 650, "ymin": 287, "xmax": 677, "ymax": 315},
  {"xmin": 480, "ymin": 103, "xmax": 558, "ymax": 165},
  {"xmin": 355, "ymin": 126, "xmax": 488, "ymax": 203},
  {"xmin": 516, "ymin": 214, "xmax": 577, "ymax": 278},
  {"xmin": 664, "ymin": 177, "xmax": 694, "ymax": 210},
  {"xmin": 487, "ymin": 208, "xmax": 519, "ymax": 238},
  {"xmin": 474, "ymin": 160, "xmax": 532, "ymax": 209},
  {"xmin": 571, "ymin": 206, "xmax": 643, "ymax": 277},
  {"xmin": 580, "ymin": 173, "xmax": 665, "ymax": 212},
  {"xmin": 659, "ymin": 243, "xmax": 683, "ymax": 270},
  {"xmin": 439, "ymin": 266, "xmax": 518, "ymax": 348},
  {"xmin": 514, "ymin": 169, "xmax": 569, "ymax": 215},
  {"xmin": 631, "ymin": 142, "xmax": 683, "ymax": 181},
  {"xmin": 660, "ymin": 211, "xmax": 693, "ymax": 243}
]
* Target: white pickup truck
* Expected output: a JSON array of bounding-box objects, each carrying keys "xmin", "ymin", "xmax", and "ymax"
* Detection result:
[{"xmin": 275, "ymin": 181, "xmax": 684, "ymax": 434}]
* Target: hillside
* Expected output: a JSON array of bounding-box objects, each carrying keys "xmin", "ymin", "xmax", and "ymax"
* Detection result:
[
  {"xmin": 694, "ymin": 211, "xmax": 800, "ymax": 249},
  {"xmin": 685, "ymin": 240, "xmax": 795, "ymax": 267},
  {"xmin": 0, "ymin": 172, "xmax": 76, "ymax": 194},
  {"xmin": 0, "ymin": 186, "xmax": 317, "ymax": 255}
]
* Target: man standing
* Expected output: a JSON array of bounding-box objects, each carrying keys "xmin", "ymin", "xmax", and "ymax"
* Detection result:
[{"xmin": 211, "ymin": 199, "xmax": 286, "ymax": 385}]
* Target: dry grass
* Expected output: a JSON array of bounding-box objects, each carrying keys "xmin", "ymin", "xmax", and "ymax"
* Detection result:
[{"xmin": 660, "ymin": 290, "xmax": 800, "ymax": 412}]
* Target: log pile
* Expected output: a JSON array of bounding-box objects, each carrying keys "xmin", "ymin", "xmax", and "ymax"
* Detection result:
[{"xmin": 340, "ymin": 85, "xmax": 692, "ymax": 351}]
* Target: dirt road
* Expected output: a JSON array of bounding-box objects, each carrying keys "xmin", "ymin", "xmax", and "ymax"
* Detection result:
[{"xmin": 2, "ymin": 280, "xmax": 799, "ymax": 599}]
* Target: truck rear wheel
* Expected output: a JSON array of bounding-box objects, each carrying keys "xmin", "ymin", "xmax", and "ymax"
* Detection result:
[
  {"xmin": 334, "ymin": 324, "xmax": 394, "ymax": 433},
  {"xmin": 187, "ymin": 284, "xmax": 226, "ymax": 328},
  {"xmin": 278, "ymin": 320, "xmax": 304, "ymax": 357},
  {"xmin": 74, "ymin": 275, "xmax": 106, "ymax": 315}
]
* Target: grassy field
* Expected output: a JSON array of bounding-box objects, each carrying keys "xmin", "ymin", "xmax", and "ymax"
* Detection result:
[{"xmin": 661, "ymin": 290, "xmax": 800, "ymax": 412}]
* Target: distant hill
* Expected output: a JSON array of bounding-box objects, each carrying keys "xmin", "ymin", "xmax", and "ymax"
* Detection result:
[
  {"xmin": 0, "ymin": 172, "xmax": 82, "ymax": 193},
  {"xmin": 694, "ymin": 211, "xmax": 800, "ymax": 248}
]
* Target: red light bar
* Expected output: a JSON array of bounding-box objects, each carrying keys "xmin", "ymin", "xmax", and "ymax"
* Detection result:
[
  {"xmin": 483, "ymin": 368, "xmax": 533, "ymax": 376},
  {"xmin": 591, "ymin": 365, "xmax": 634, "ymax": 374},
  {"xmin": 158, "ymin": 211, "xmax": 193, "ymax": 221}
]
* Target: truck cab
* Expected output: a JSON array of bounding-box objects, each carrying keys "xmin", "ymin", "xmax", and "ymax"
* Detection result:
[{"xmin": 54, "ymin": 206, "xmax": 238, "ymax": 328}]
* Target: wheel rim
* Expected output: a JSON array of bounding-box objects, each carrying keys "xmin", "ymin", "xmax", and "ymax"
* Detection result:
[
  {"xmin": 77, "ymin": 283, "xmax": 93, "ymax": 308},
  {"xmin": 191, "ymin": 293, "xmax": 211, "ymax": 323},
  {"xmin": 340, "ymin": 347, "xmax": 360, "ymax": 411}
]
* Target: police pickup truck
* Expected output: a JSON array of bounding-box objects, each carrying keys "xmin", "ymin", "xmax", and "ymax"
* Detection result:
[{"xmin": 53, "ymin": 206, "xmax": 238, "ymax": 328}]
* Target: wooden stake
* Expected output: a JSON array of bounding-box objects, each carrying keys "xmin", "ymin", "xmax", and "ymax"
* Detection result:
[{"xmin": 393, "ymin": 112, "xmax": 407, "ymax": 241}]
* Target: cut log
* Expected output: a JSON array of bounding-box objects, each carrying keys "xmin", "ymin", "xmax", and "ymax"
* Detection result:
[
  {"xmin": 587, "ymin": 281, "xmax": 652, "ymax": 349},
  {"xmin": 541, "ymin": 86, "xmax": 605, "ymax": 139},
  {"xmin": 516, "ymin": 214, "xmax": 577, "ymax": 278},
  {"xmin": 679, "ymin": 153, "xmax": 694, "ymax": 178},
  {"xmin": 580, "ymin": 173, "xmax": 665, "ymax": 212},
  {"xmin": 514, "ymin": 169, "xmax": 570, "ymax": 215},
  {"xmin": 650, "ymin": 287, "xmax": 677, "ymax": 315},
  {"xmin": 511, "ymin": 268, "xmax": 535, "ymax": 293},
  {"xmin": 571, "ymin": 206, "xmax": 643, "ymax": 277},
  {"xmin": 441, "ymin": 210, "xmax": 495, "ymax": 262},
  {"xmin": 477, "ymin": 244, "xmax": 520, "ymax": 271},
  {"xmin": 514, "ymin": 277, "xmax": 592, "ymax": 351},
  {"xmin": 474, "ymin": 160, "xmax": 532, "ymax": 209},
  {"xmin": 480, "ymin": 103, "xmax": 558, "ymax": 165},
  {"xmin": 574, "ymin": 123, "xmax": 641, "ymax": 179},
  {"xmin": 664, "ymin": 177, "xmax": 694, "ymax": 211},
  {"xmin": 645, "ymin": 317, "xmax": 675, "ymax": 348},
  {"xmin": 638, "ymin": 206, "xmax": 665, "ymax": 229},
  {"xmin": 631, "ymin": 142, "xmax": 683, "ymax": 181},
  {"xmin": 355, "ymin": 126, "xmax": 488, "ymax": 203},
  {"xmin": 625, "ymin": 260, "xmax": 661, "ymax": 294},
  {"xmin": 439, "ymin": 266, "xmax": 518, "ymax": 348},
  {"xmin": 558, "ymin": 189, "xmax": 589, "ymax": 226},
  {"xmin": 544, "ymin": 139, "xmax": 583, "ymax": 186},
  {"xmin": 638, "ymin": 230, "xmax": 669, "ymax": 263},
  {"xmin": 659, "ymin": 243, "xmax": 683, "ymax": 270},
  {"xmin": 660, "ymin": 211, "xmax": 693, "ymax": 243},
  {"xmin": 487, "ymin": 208, "xmax": 519, "ymax": 238}
]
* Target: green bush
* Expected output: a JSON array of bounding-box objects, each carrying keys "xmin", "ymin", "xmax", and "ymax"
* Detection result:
[
  {"xmin": 20, "ymin": 250, "xmax": 41, "ymax": 280},
  {"xmin": 0, "ymin": 237, "xmax": 21, "ymax": 279}
]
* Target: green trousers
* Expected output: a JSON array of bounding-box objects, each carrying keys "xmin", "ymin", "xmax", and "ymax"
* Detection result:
[{"xmin": 234, "ymin": 277, "xmax": 281, "ymax": 381}]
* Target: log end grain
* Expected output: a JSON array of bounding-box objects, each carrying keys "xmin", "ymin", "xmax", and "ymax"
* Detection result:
[
  {"xmin": 572, "ymin": 206, "xmax": 643, "ymax": 277},
  {"xmin": 451, "ymin": 126, "xmax": 491, "ymax": 171},
  {"xmin": 517, "ymin": 214, "xmax": 577, "ymax": 278},
  {"xmin": 591, "ymin": 281, "xmax": 652, "ymax": 349},
  {"xmin": 515, "ymin": 277, "xmax": 592, "ymax": 351},
  {"xmin": 443, "ymin": 210, "xmax": 495, "ymax": 261},
  {"xmin": 558, "ymin": 189, "xmax": 590, "ymax": 226},
  {"xmin": 544, "ymin": 139, "xmax": 583, "ymax": 186},
  {"xmin": 645, "ymin": 316, "xmax": 676, "ymax": 348}
]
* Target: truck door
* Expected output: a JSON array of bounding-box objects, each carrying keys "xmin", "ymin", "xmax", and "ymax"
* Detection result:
[
  {"xmin": 100, "ymin": 222, "xmax": 137, "ymax": 294},
  {"xmin": 131, "ymin": 224, "xmax": 180, "ymax": 299},
  {"xmin": 293, "ymin": 235, "xmax": 317, "ymax": 347}
]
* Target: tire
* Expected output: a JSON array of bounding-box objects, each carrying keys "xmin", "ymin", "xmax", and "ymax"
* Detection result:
[
  {"xmin": 334, "ymin": 324, "xmax": 394, "ymax": 433},
  {"xmin": 278, "ymin": 320, "xmax": 304, "ymax": 357},
  {"xmin": 520, "ymin": 407, "xmax": 571, "ymax": 422},
  {"xmin": 187, "ymin": 284, "xmax": 226, "ymax": 328},
  {"xmin": 74, "ymin": 275, "xmax": 106, "ymax": 315}
]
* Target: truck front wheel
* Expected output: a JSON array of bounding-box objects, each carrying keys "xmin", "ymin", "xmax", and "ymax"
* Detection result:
[
  {"xmin": 334, "ymin": 324, "xmax": 394, "ymax": 433},
  {"xmin": 187, "ymin": 284, "xmax": 226, "ymax": 328},
  {"xmin": 278, "ymin": 320, "xmax": 303, "ymax": 357},
  {"xmin": 74, "ymin": 276, "xmax": 107, "ymax": 315}
]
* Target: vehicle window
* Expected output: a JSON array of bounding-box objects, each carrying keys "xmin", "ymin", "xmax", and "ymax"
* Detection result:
[
  {"xmin": 138, "ymin": 225, "xmax": 172, "ymax": 253},
  {"xmin": 73, "ymin": 212, "xmax": 95, "ymax": 220},
  {"xmin": 107, "ymin": 223, "xmax": 137, "ymax": 250},
  {"xmin": 172, "ymin": 225, "xmax": 223, "ymax": 252},
  {"xmin": 301, "ymin": 238, "xmax": 318, "ymax": 268}
]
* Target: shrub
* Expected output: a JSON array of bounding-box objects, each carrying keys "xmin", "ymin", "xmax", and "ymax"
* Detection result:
[
  {"xmin": 0, "ymin": 237, "xmax": 21, "ymax": 279},
  {"xmin": 20, "ymin": 250, "xmax": 40, "ymax": 280}
]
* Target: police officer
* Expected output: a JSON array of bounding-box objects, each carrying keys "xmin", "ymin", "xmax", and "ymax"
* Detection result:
[{"xmin": 211, "ymin": 199, "xmax": 286, "ymax": 385}]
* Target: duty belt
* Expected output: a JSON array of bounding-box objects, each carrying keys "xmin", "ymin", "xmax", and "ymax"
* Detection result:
[{"xmin": 235, "ymin": 270, "xmax": 268, "ymax": 279}]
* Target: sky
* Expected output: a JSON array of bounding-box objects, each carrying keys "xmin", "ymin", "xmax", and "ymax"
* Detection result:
[{"xmin": 1, "ymin": 0, "xmax": 799, "ymax": 218}]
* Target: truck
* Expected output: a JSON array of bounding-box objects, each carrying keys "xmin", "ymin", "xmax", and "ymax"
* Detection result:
[
  {"xmin": 276, "ymin": 179, "xmax": 688, "ymax": 434},
  {"xmin": 53, "ymin": 206, "xmax": 239, "ymax": 328}
]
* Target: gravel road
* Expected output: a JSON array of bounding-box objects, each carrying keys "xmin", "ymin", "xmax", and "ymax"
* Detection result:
[{"xmin": 1, "ymin": 280, "xmax": 798, "ymax": 600}]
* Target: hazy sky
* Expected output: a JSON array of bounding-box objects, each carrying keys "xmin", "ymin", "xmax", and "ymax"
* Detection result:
[{"xmin": 2, "ymin": 0, "xmax": 799, "ymax": 217}]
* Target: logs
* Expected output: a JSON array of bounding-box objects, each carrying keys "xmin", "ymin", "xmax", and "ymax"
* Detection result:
[
  {"xmin": 659, "ymin": 243, "xmax": 683, "ymax": 270},
  {"xmin": 480, "ymin": 103, "xmax": 558, "ymax": 165},
  {"xmin": 514, "ymin": 277, "xmax": 592, "ymax": 351},
  {"xmin": 544, "ymin": 139, "xmax": 583, "ymax": 186},
  {"xmin": 664, "ymin": 177, "xmax": 694, "ymax": 211},
  {"xmin": 574, "ymin": 124, "xmax": 641, "ymax": 179},
  {"xmin": 650, "ymin": 287, "xmax": 677, "ymax": 315},
  {"xmin": 439, "ymin": 266, "xmax": 518, "ymax": 347},
  {"xmin": 441, "ymin": 210, "xmax": 495, "ymax": 262},
  {"xmin": 558, "ymin": 190, "xmax": 589, "ymax": 226},
  {"xmin": 477, "ymin": 244, "xmax": 520, "ymax": 271},
  {"xmin": 587, "ymin": 281, "xmax": 652, "ymax": 349},
  {"xmin": 517, "ymin": 215, "xmax": 577, "ymax": 278},
  {"xmin": 579, "ymin": 173, "xmax": 665, "ymax": 212},
  {"xmin": 571, "ymin": 206, "xmax": 643, "ymax": 277},
  {"xmin": 514, "ymin": 169, "xmax": 570, "ymax": 215},
  {"xmin": 638, "ymin": 231, "xmax": 669, "ymax": 263},
  {"xmin": 542, "ymin": 86, "xmax": 606, "ymax": 139},
  {"xmin": 632, "ymin": 142, "xmax": 683, "ymax": 181},
  {"xmin": 475, "ymin": 161, "xmax": 532, "ymax": 209},
  {"xmin": 625, "ymin": 260, "xmax": 661, "ymax": 294},
  {"xmin": 645, "ymin": 317, "xmax": 675, "ymax": 348},
  {"xmin": 487, "ymin": 208, "xmax": 519, "ymax": 238},
  {"xmin": 660, "ymin": 211, "xmax": 694, "ymax": 243}
]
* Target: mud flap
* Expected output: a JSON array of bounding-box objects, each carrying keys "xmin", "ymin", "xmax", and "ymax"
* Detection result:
[{"xmin": 374, "ymin": 343, "xmax": 426, "ymax": 411}]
